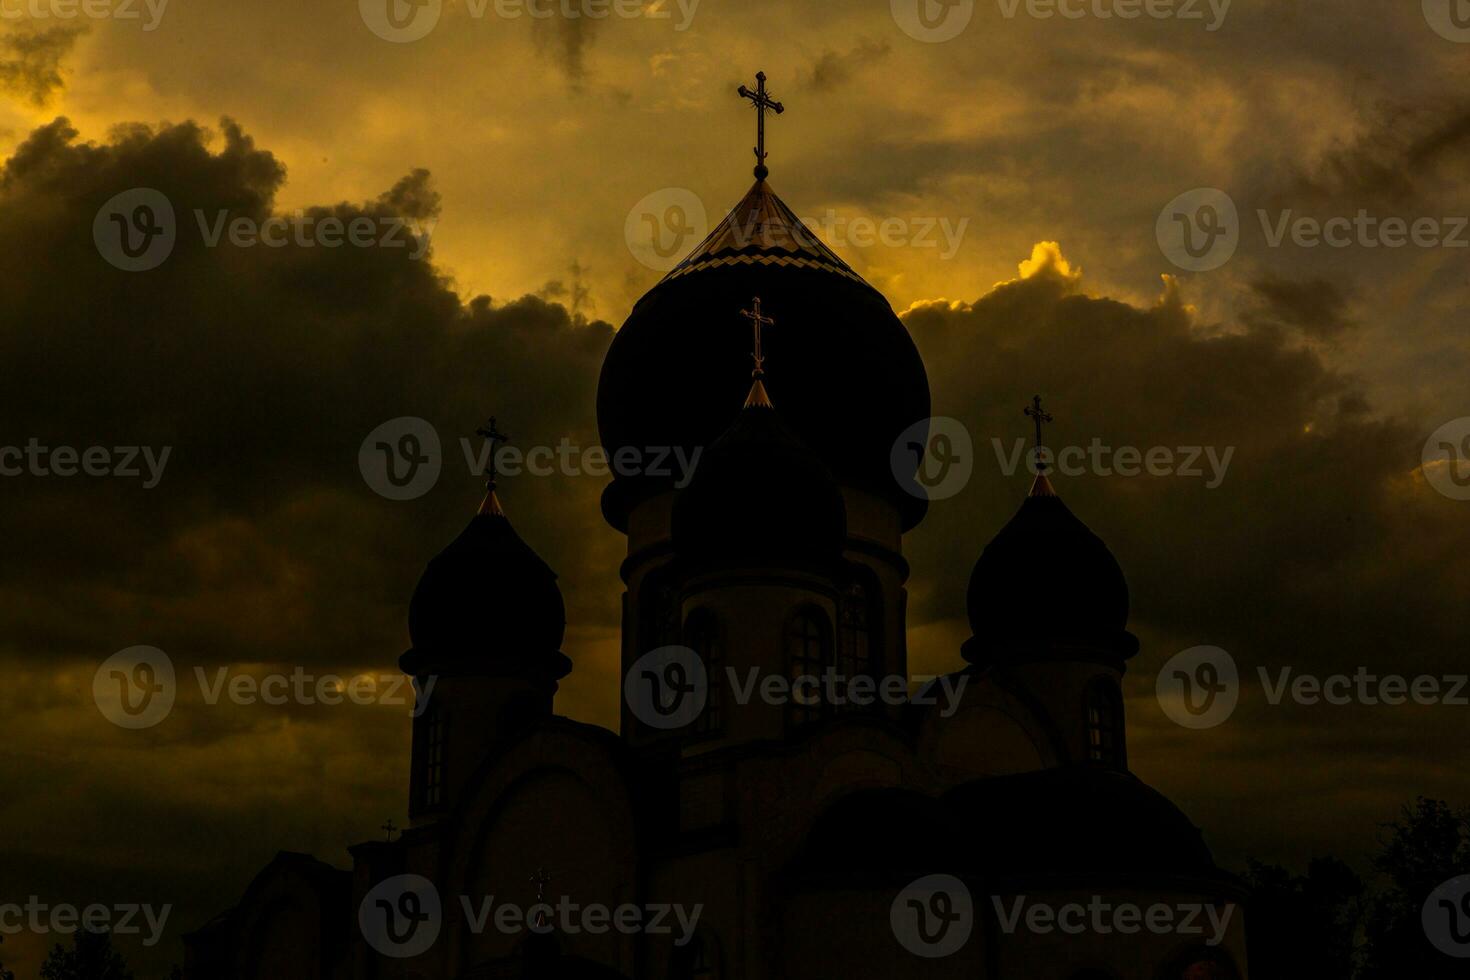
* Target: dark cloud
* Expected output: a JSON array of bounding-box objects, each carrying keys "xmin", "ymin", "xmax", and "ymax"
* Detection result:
[
  {"xmin": 1245, "ymin": 273, "xmax": 1355, "ymax": 339},
  {"xmin": 0, "ymin": 117, "xmax": 619, "ymax": 974},
  {"xmin": 1289, "ymin": 101, "xmax": 1470, "ymax": 206},
  {"xmin": 0, "ymin": 25, "xmax": 84, "ymax": 105},
  {"xmin": 804, "ymin": 37, "xmax": 890, "ymax": 93}
]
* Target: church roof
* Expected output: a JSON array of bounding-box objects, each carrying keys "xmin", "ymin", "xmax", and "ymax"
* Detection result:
[{"xmin": 661, "ymin": 179, "xmax": 869, "ymax": 287}]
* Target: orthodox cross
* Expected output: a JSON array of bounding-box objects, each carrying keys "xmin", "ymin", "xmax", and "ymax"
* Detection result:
[
  {"xmin": 380, "ymin": 818, "xmax": 399, "ymax": 842},
  {"xmin": 1024, "ymin": 395, "xmax": 1054, "ymax": 471},
  {"xmin": 475, "ymin": 416, "xmax": 509, "ymax": 481},
  {"xmin": 740, "ymin": 297, "xmax": 774, "ymax": 379},
  {"xmin": 737, "ymin": 71, "xmax": 785, "ymax": 180}
]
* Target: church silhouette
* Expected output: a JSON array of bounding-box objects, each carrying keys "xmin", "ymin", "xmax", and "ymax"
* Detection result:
[{"xmin": 184, "ymin": 73, "xmax": 1248, "ymax": 980}]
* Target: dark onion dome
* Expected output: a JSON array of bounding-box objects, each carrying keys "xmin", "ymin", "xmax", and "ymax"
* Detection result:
[
  {"xmin": 671, "ymin": 400, "xmax": 847, "ymax": 572},
  {"xmin": 598, "ymin": 179, "xmax": 931, "ymax": 533},
  {"xmin": 400, "ymin": 493, "xmax": 571, "ymax": 678},
  {"xmin": 943, "ymin": 768, "xmax": 1221, "ymax": 878},
  {"xmin": 963, "ymin": 473, "xmax": 1137, "ymax": 665}
]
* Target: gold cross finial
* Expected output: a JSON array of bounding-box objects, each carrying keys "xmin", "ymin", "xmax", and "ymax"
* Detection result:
[
  {"xmin": 740, "ymin": 297, "xmax": 775, "ymax": 409},
  {"xmin": 1023, "ymin": 395, "xmax": 1058, "ymax": 495},
  {"xmin": 737, "ymin": 71, "xmax": 785, "ymax": 180},
  {"xmin": 474, "ymin": 416, "xmax": 510, "ymax": 515}
]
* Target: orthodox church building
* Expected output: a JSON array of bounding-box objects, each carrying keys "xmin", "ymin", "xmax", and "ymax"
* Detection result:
[{"xmin": 184, "ymin": 75, "xmax": 1249, "ymax": 980}]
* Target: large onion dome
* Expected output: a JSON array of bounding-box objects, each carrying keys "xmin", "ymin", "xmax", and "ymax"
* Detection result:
[
  {"xmin": 400, "ymin": 492, "xmax": 571, "ymax": 679},
  {"xmin": 963, "ymin": 473, "xmax": 1138, "ymax": 665},
  {"xmin": 598, "ymin": 178, "xmax": 931, "ymax": 533}
]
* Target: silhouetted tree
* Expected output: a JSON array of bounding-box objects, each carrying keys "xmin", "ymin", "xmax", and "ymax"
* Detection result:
[
  {"xmin": 1244, "ymin": 856, "xmax": 1364, "ymax": 978},
  {"xmin": 1359, "ymin": 797, "xmax": 1470, "ymax": 980},
  {"xmin": 39, "ymin": 929, "xmax": 134, "ymax": 980}
]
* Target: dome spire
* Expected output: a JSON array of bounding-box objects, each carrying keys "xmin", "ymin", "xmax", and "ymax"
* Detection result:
[
  {"xmin": 740, "ymin": 297, "xmax": 775, "ymax": 409},
  {"xmin": 737, "ymin": 70, "xmax": 785, "ymax": 181},
  {"xmin": 474, "ymin": 415, "xmax": 509, "ymax": 516},
  {"xmin": 1023, "ymin": 394, "xmax": 1058, "ymax": 498}
]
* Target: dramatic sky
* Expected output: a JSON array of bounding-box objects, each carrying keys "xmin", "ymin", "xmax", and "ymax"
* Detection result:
[{"xmin": 2, "ymin": 0, "xmax": 1469, "ymax": 974}]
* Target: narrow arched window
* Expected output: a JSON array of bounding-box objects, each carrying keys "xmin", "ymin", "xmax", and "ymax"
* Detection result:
[
  {"xmin": 786, "ymin": 607, "xmax": 833, "ymax": 729},
  {"xmin": 1085, "ymin": 680, "xmax": 1124, "ymax": 768},
  {"xmin": 684, "ymin": 609, "xmax": 722, "ymax": 737},
  {"xmin": 416, "ymin": 702, "xmax": 447, "ymax": 810},
  {"xmin": 669, "ymin": 930, "xmax": 720, "ymax": 979}
]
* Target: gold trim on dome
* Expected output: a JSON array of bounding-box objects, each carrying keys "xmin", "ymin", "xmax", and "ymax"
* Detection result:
[{"xmin": 661, "ymin": 180, "xmax": 870, "ymax": 288}]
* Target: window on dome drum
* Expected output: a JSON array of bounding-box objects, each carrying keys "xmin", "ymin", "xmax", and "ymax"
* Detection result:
[
  {"xmin": 836, "ymin": 580, "xmax": 877, "ymax": 714},
  {"xmin": 419, "ymin": 704, "xmax": 446, "ymax": 809},
  {"xmin": 787, "ymin": 607, "xmax": 833, "ymax": 729},
  {"xmin": 683, "ymin": 610, "xmax": 722, "ymax": 737},
  {"xmin": 1085, "ymin": 680, "xmax": 1125, "ymax": 768}
]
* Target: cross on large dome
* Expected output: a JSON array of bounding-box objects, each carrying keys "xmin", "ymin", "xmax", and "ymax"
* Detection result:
[{"xmin": 598, "ymin": 77, "xmax": 931, "ymax": 532}]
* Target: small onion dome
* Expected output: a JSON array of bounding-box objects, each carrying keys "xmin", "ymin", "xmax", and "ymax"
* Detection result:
[
  {"xmin": 400, "ymin": 494, "xmax": 570, "ymax": 679},
  {"xmin": 671, "ymin": 403, "xmax": 847, "ymax": 572},
  {"xmin": 963, "ymin": 473, "xmax": 1137, "ymax": 665}
]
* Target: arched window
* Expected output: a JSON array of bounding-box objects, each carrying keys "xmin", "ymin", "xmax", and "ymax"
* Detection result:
[
  {"xmin": 669, "ymin": 930, "xmax": 720, "ymax": 979},
  {"xmin": 684, "ymin": 609, "xmax": 722, "ymax": 738},
  {"xmin": 786, "ymin": 607, "xmax": 833, "ymax": 729},
  {"xmin": 415, "ymin": 702, "xmax": 447, "ymax": 810},
  {"xmin": 1085, "ymin": 680, "xmax": 1125, "ymax": 768}
]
